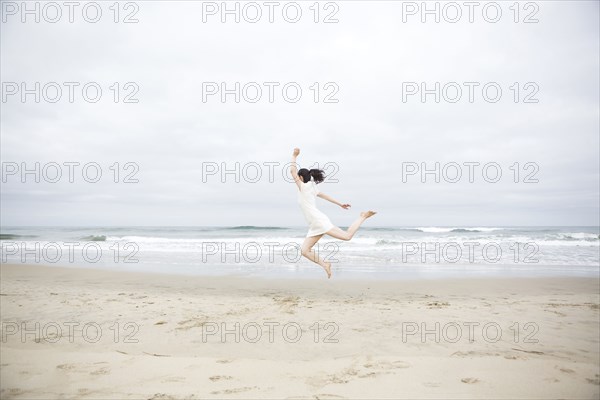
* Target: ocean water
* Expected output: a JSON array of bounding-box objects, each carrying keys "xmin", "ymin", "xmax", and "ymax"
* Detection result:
[{"xmin": 1, "ymin": 226, "xmax": 598, "ymax": 279}]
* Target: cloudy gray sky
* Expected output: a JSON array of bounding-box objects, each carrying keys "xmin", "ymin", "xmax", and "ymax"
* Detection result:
[{"xmin": 1, "ymin": 0, "xmax": 598, "ymax": 227}]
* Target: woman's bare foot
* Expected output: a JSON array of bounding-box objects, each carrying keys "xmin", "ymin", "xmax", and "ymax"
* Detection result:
[
  {"xmin": 321, "ymin": 262, "xmax": 332, "ymax": 279},
  {"xmin": 361, "ymin": 211, "xmax": 377, "ymax": 219}
]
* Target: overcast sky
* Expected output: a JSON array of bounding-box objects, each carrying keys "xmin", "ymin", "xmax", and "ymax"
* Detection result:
[{"xmin": 1, "ymin": 0, "xmax": 598, "ymax": 227}]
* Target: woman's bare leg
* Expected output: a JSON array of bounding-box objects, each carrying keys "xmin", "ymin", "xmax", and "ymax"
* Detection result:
[
  {"xmin": 326, "ymin": 211, "xmax": 377, "ymax": 241},
  {"xmin": 300, "ymin": 234, "xmax": 332, "ymax": 278}
]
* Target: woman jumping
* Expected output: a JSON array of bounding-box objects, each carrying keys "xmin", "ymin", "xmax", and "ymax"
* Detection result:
[{"xmin": 291, "ymin": 148, "xmax": 376, "ymax": 278}]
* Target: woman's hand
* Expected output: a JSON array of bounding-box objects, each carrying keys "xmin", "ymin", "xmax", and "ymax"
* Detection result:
[
  {"xmin": 340, "ymin": 203, "xmax": 351, "ymax": 209},
  {"xmin": 293, "ymin": 148, "xmax": 300, "ymax": 157}
]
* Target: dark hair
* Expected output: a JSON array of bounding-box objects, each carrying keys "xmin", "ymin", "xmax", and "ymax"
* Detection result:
[{"xmin": 298, "ymin": 168, "xmax": 325, "ymax": 184}]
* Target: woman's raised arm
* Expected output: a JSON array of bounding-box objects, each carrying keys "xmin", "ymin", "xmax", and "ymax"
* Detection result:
[{"xmin": 291, "ymin": 148, "xmax": 303, "ymax": 190}]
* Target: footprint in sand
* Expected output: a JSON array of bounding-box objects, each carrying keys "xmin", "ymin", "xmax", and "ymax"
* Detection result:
[
  {"xmin": 1, "ymin": 388, "xmax": 27, "ymax": 397},
  {"xmin": 345, "ymin": 298, "xmax": 365, "ymax": 305},
  {"xmin": 176, "ymin": 317, "xmax": 209, "ymax": 331},
  {"xmin": 363, "ymin": 360, "xmax": 410, "ymax": 371},
  {"xmin": 272, "ymin": 296, "xmax": 300, "ymax": 314},
  {"xmin": 307, "ymin": 370, "xmax": 354, "ymax": 387},
  {"xmin": 210, "ymin": 386, "xmax": 258, "ymax": 395},
  {"xmin": 225, "ymin": 306, "xmax": 253, "ymax": 316},
  {"xmin": 56, "ymin": 363, "xmax": 77, "ymax": 371},
  {"xmin": 90, "ymin": 367, "xmax": 110, "ymax": 375},
  {"xmin": 310, "ymin": 359, "xmax": 410, "ymax": 387},
  {"xmin": 209, "ymin": 375, "xmax": 233, "ymax": 381},
  {"xmin": 358, "ymin": 372, "xmax": 378, "ymax": 378},
  {"xmin": 451, "ymin": 350, "xmax": 501, "ymax": 358},
  {"xmin": 426, "ymin": 301, "xmax": 450, "ymax": 309},
  {"xmin": 586, "ymin": 375, "xmax": 600, "ymax": 385},
  {"xmin": 557, "ymin": 367, "xmax": 575, "ymax": 374},
  {"xmin": 56, "ymin": 362, "xmax": 110, "ymax": 376},
  {"xmin": 148, "ymin": 393, "xmax": 177, "ymax": 400}
]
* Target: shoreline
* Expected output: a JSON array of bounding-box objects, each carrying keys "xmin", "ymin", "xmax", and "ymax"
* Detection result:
[
  {"xmin": 1, "ymin": 263, "xmax": 599, "ymax": 399},
  {"xmin": 1, "ymin": 261, "xmax": 598, "ymax": 282}
]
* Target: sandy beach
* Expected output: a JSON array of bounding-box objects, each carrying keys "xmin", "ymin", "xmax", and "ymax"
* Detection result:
[{"xmin": 0, "ymin": 263, "xmax": 599, "ymax": 399}]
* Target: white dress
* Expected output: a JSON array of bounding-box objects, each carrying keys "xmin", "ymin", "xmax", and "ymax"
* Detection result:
[{"xmin": 298, "ymin": 178, "xmax": 334, "ymax": 237}]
